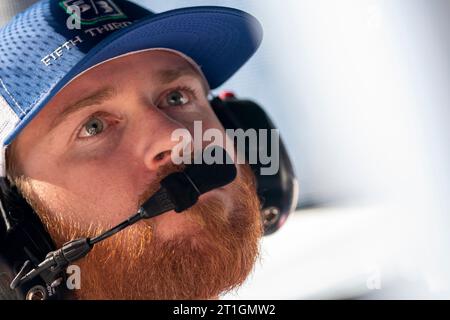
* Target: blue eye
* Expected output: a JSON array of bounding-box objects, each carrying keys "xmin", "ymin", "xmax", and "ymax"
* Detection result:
[
  {"xmin": 79, "ymin": 117, "xmax": 105, "ymax": 138},
  {"xmin": 159, "ymin": 87, "xmax": 197, "ymax": 108},
  {"xmin": 165, "ymin": 90, "xmax": 189, "ymax": 106}
]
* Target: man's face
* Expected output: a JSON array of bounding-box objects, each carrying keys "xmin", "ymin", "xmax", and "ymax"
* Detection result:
[{"xmin": 11, "ymin": 50, "xmax": 263, "ymax": 299}]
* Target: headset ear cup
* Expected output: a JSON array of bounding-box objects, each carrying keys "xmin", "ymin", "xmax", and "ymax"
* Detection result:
[
  {"xmin": 210, "ymin": 96, "xmax": 299, "ymax": 236},
  {"xmin": 0, "ymin": 178, "xmax": 23, "ymax": 232},
  {"xmin": 0, "ymin": 177, "xmax": 65, "ymax": 299},
  {"xmin": 0, "ymin": 177, "xmax": 55, "ymax": 256}
]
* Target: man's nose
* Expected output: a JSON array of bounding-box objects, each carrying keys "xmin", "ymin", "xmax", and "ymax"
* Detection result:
[{"xmin": 140, "ymin": 108, "xmax": 189, "ymax": 172}]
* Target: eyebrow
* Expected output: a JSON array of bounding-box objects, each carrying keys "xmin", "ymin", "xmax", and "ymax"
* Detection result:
[
  {"xmin": 156, "ymin": 65, "xmax": 210, "ymax": 93},
  {"xmin": 50, "ymin": 66, "xmax": 209, "ymax": 129},
  {"xmin": 51, "ymin": 86, "xmax": 117, "ymax": 129}
]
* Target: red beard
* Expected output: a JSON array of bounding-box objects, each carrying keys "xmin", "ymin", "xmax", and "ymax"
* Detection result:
[{"xmin": 19, "ymin": 164, "xmax": 263, "ymax": 299}]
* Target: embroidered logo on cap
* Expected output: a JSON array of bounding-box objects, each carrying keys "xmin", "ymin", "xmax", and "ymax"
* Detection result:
[{"xmin": 60, "ymin": 0, "xmax": 127, "ymax": 25}]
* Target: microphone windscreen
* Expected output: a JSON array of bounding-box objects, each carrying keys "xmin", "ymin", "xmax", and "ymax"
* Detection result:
[
  {"xmin": 161, "ymin": 146, "xmax": 237, "ymax": 212},
  {"xmin": 185, "ymin": 146, "xmax": 237, "ymax": 194}
]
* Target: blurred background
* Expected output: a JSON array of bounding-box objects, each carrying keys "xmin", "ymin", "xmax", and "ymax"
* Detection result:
[{"xmin": 2, "ymin": 0, "xmax": 450, "ymax": 299}]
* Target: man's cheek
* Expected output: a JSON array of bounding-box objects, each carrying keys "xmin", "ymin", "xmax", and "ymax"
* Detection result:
[
  {"xmin": 23, "ymin": 180, "xmax": 79, "ymax": 222},
  {"xmin": 28, "ymin": 182, "xmax": 131, "ymax": 228},
  {"xmin": 75, "ymin": 194, "xmax": 140, "ymax": 227}
]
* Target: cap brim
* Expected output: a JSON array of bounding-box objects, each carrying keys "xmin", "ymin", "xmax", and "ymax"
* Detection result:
[
  {"xmin": 5, "ymin": 6, "xmax": 262, "ymax": 145},
  {"xmin": 72, "ymin": 6, "xmax": 263, "ymax": 89}
]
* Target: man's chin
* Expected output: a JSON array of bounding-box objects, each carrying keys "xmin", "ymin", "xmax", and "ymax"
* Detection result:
[{"xmin": 147, "ymin": 211, "xmax": 205, "ymax": 241}]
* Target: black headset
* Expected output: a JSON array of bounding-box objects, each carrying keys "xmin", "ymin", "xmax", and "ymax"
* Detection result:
[{"xmin": 0, "ymin": 93, "xmax": 298, "ymax": 300}]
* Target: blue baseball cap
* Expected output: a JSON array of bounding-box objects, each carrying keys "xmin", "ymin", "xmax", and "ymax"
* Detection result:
[{"xmin": 0, "ymin": 0, "xmax": 263, "ymax": 177}]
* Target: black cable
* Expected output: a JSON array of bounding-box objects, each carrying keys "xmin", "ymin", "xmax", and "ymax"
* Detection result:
[{"xmin": 89, "ymin": 209, "xmax": 144, "ymax": 245}]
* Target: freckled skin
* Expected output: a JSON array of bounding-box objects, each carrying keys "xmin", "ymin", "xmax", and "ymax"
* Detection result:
[{"xmin": 13, "ymin": 50, "xmax": 238, "ymax": 240}]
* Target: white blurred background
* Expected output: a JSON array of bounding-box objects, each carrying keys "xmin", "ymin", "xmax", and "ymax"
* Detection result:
[{"xmin": 2, "ymin": 0, "xmax": 450, "ymax": 299}]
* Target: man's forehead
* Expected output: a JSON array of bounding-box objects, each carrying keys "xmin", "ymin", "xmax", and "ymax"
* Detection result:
[
  {"xmin": 49, "ymin": 50, "xmax": 207, "ymax": 107},
  {"xmin": 68, "ymin": 49, "xmax": 209, "ymax": 86},
  {"xmin": 58, "ymin": 63, "xmax": 205, "ymax": 103}
]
